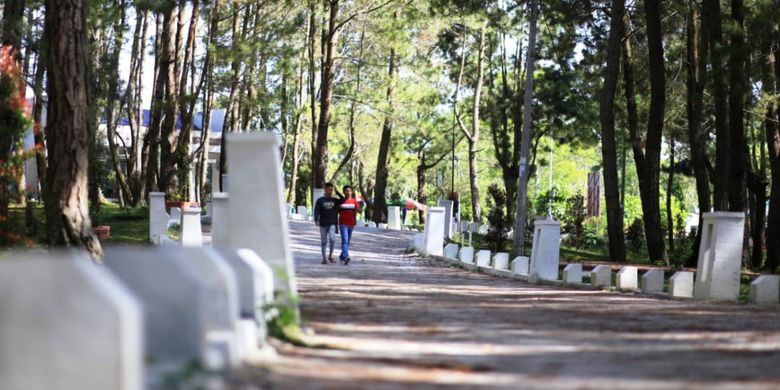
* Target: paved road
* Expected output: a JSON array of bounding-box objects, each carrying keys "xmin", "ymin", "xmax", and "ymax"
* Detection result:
[{"xmin": 246, "ymin": 220, "xmax": 780, "ymax": 389}]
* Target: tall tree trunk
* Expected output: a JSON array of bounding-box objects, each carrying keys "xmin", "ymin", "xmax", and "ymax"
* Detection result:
[
  {"xmin": 332, "ymin": 28, "xmax": 364, "ymax": 182},
  {"xmin": 307, "ymin": 0, "xmax": 318, "ymax": 204},
  {"xmin": 313, "ymin": 0, "xmax": 339, "ymax": 189},
  {"xmin": 126, "ymin": 8, "xmax": 148, "ymax": 205},
  {"xmin": 686, "ymin": 2, "xmax": 711, "ymax": 267},
  {"xmin": 286, "ymin": 34, "xmax": 307, "ymax": 205},
  {"xmin": 641, "ymin": 0, "xmax": 668, "ymax": 264},
  {"xmin": 597, "ymin": 0, "xmax": 626, "ymax": 262},
  {"xmin": 105, "ymin": 3, "xmax": 132, "ymax": 206},
  {"xmin": 417, "ymin": 159, "xmax": 427, "ymax": 224},
  {"xmin": 175, "ymin": 0, "xmax": 200, "ymax": 200},
  {"xmin": 372, "ymin": 38, "xmax": 397, "ymax": 224},
  {"xmin": 727, "ymin": 0, "xmax": 747, "ymax": 212},
  {"xmin": 513, "ymin": 0, "xmax": 538, "ymax": 253},
  {"xmin": 43, "ymin": 0, "xmax": 102, "ymax": 257},
  {"xmin": 197, "ymin": 0, "xmax": 220, "ymax": 201},
  {"xmin": 158, "ymin": 2, "xmax": 181, "ymax": 194},
  {"xmin": 704, "ymin": 0, "xmax": 731, "ymax": 211},
  {"xmin": 218, "ymin": 0, "xmax": 245, "ymax": 190},
  {"xmin": 454, "ymin": 26, "xmax": 486, "ymax": 222},
  {"xmin": 1, "ymin": 0, "xmax": 26, "ymax": 49},
  {"xmin": 765, "ymin": 41, "xmax": 780, "ymax": 272},
  {"xmin": 32, "ymin": 46, "xmax": 47, "ymax": 197},
  {"xmin": 666, "ymin": 137, "xmax": 675, "ymax": 254}
]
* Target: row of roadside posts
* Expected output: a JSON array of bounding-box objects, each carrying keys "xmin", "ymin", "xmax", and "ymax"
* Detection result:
[
  {"xmin": 413, "ymin": 209, "xmax": 780, "ymax": 305},
  {"xmin": 0, "ymin": 133, "xmax": 297, "ymax": 389}
]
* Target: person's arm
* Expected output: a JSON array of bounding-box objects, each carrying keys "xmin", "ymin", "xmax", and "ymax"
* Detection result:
[{"xmin": 313, "ymin": 199, "xmax": 321, "ymax": 225}]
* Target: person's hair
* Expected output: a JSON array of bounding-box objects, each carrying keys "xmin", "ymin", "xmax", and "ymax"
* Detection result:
[
  {"xmin": 343, "ymin": 185, "xmax": 354, "ymax": 197},
  {"xmin": 324, "ymin": 182, "xmax": 335, "ymax": 188}
]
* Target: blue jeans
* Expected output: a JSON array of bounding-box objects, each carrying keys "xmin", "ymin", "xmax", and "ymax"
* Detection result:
[
  {"xmin": 339, "ymin": 224, "xmax": 354, "ymax": 260},
  {"xmin": 320, "ymin": 225, "xmax": 336, "ymax": 258}
]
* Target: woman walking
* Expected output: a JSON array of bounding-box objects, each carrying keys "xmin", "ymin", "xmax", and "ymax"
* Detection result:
[{"xmin": 338, "ymin": 185, "xmax": 361, "ymax": 265}]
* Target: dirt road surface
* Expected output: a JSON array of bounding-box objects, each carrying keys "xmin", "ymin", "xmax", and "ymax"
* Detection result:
[{"xmin": 244, "ymin": 220, "xmax": 780, "ymax": 389}]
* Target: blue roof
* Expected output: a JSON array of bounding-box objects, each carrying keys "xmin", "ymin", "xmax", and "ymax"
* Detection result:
[{"xmin": 119, "ymin": 108, "xmax": 226, "ymax": 132}]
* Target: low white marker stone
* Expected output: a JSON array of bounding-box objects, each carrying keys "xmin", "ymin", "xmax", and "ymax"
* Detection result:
[
  {"xmin": 443, "ymin": 243, "xmax": 459, "ymax": 259},
  {"xmin": 694, "ymin": 212, "xmax": 745, "ymax": 301},
  {"xmin": 422, "ymin": 207, "xmax": 446, "ymax": 257},
  {"xmin": 221, "ymin": 173, "xmax": 229, "ymax": 192},
  {"xmin": 493, "ymin": 252, "xmax": 509, "ymax": 270},
  {"xmin": 216, "ymin": 248, "xmax": 274, "ymax": 322},
  {"xmin": 388, "ymin": 206, "xmax": 401, "ymax": 230},
  {"xmin": 749, "ymin": 275, "xmax": 780, "ymax": 305},
  {"xmin": 211, "ymin": 193, "xmax": 230, "ymax": 246},
  {"xmin": 437, "ymin": 200, "xmax": 454, "ymax": 239},
  {"xmin": 528, "ymin": 218, "xmax": 561, "ymax": 281},
  {"xmin": 201, "ymin": 202, "xmax": 213, "ymax": 225},
  {"xmin": 149, "ymin": 192, "xmax": 169, "ymax": 243},
  {"xmin": 563, "ymin": 263, "xmax": 582, "ymax": 284},
  {"xmin": 181, "ymin": 207, "xmax": 203, "ymax": 247},
  {"xmin": 227, "ymin": 133, "xmax": 296, "ymax": 295},
  {"xmin": 104, "ymin": 247, "xmax": 221, "ymax": 370},
  {"xmin": 476, "ymin": 250, "xmax": 491, "ymax": 267},
  {"xmin": 670, "ymin": 271, "xmax": 694, "ymax": 298},
  {"xmin": 0, "ymin": 252, "xmax": 143, "ymax": 390},
  {"xmin": 590, "ymin": 265, "xmax": 612, "ymax": 288},
  {"xmin": 413, "ymin": 233, "xmax": 425, "ymax": 253},
  {"xmin": 459, "ymin": 247, "xmax": 475, "ymax": 264},
  {"xmin": 168, "ymin": 207, "xmax": 182, "ymax": 228},
  {"xmin": 511, "ymin": 256, "xmax": 529, "ymax": 275},
  {"xmin": 211, "ymin": 163, "xmax": 220, "ymax": 194},
  {"xmin": 477, "ymin": 224, "xmax": 489, "ymax": 235},
  {"xmin": 298, "ymin": 206, "xmax": 308, "ymax": 219},
  {"xmin": 367, "ymin": 221, "xmax": 377, "ymax": 228},
  {"xmin": 616, "ymin": 266, "xmax": 638, "ymax": 291},
  {"xmin": 641, "ymin": 269, "xmax": 665, "ymax": 294},
  {"xmin": 379, "ymin": 223, "xmax": 388, "ymax": 229}
]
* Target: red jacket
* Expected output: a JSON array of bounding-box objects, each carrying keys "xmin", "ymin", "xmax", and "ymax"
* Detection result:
[{"xmin": 338, "ymin": 197, "xmax": 360, "ymax": 227}]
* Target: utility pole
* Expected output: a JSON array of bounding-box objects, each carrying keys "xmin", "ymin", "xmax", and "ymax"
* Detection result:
[{"xmin": 513, "ymin": 0, "xmax": 538, "ymax": 255}]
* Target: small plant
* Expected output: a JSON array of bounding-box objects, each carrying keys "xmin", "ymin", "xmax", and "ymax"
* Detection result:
[
  {"xmin": 264, "ymin": 292, "xmax": 304, "ymax": 345},
  {"xmin": 563, "ymin": 193, "xmax": 586, "ymax": 248},
  {"xmin": 625, "ymin": 218, "xmax": 645, "ymax": 251},
  {"xmin": 484, "ymin": 184, "xmax": 511, "ymax": 252}
]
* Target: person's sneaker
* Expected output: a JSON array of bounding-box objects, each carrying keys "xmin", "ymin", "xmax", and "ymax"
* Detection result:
[
  {"xmin": 328, "ymin": 256, "xmax": 336, "ymax": 263},
  {"xmin": 321, "ymin": 258, "xmax": 328, "ymax": 264},
  {"xmin": 344, "ymin": 257, "xmax": 351, "ymax": 265}
]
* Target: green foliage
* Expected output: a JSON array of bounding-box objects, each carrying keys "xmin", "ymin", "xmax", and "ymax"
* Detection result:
[
  {"xmin": 625, "ymin": 218, "xmax": 645, "ymax": 252},
  {"xmin": 484, "ymin": 184, "xmax": 511, "ymax": 252},
  {"xmin": 562, "ymin": 193, "xmax": 586, "ymax": 248}
]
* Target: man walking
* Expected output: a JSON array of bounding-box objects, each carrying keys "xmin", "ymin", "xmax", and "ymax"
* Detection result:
[
  {"xmin": 338, "ymin": 185, "xmax": 361, "ymax": 265},
  {"xmin": 314, "ymin": 182, "xmax": 340, "ymax": 264}
]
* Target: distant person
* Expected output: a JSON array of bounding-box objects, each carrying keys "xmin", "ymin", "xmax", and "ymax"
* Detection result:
[
  {"xmin": 388, "ymin": 192, "xmax": 407, "ymax": 224},
  {"xmin": 314, "ymin": 182, "xmax": 340, "ymax": 264},
  {"xmin": 338, "ymin": 185, "xmax": 361, "ymax": 265}
]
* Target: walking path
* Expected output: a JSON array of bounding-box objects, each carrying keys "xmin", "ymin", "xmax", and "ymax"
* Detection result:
[{"xmin": 246, "ymin": 220, "xmax": 780, "ymax": 389}]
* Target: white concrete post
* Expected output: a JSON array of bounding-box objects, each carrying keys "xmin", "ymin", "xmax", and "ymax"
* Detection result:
[
  {"xmin": 529, "ymin": 218, "xmax": 561, "ymax": 281},
  {"xmin": 563, "ymin": 263, "xmax": 582, "ymax": 284},
  {"xmin": 211, "ymin": 193, "xmax": 230, "ymax": 247},
  {"xmin": 749, "ymin": 275, "xmax": 780, "ymax": 304},
  {"xmin": 437, "ymin": 200, "xmax": 454, "ymax": 239},
  {"xmin": 226, "ymin": 132, "xmax": 296, "ymax": 295},
  {"xmin": 670, "ymin": 271, "xmax": 694, "ymax": 298},
  {"xmin": 641, "ymin": 269, "xmax": 665, "ymax": 294},
  {"xmin": 149, "ymin": 192, "xmax": 169, "ymax": 244},
  {"xmin": 694, "ymin": 212, "xmax": 745, "ymax": 301},
  {"xmin": 422, "ymin": 207, "xmax": 446, "ymax": 256},
  {"xmin": 181, "ymin": 207, "xmax": 203, "ymax": 247},
  {"xmin": 0, "ymin": 253, "xmax": 143, "ymax": 390},
  {"xmin": 388, "ymin": 206, "xmax": 402, "ymax": 230},
  {"xmin": 616, "ymin": 266, "xmax": 638, "ymax": 291}
]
